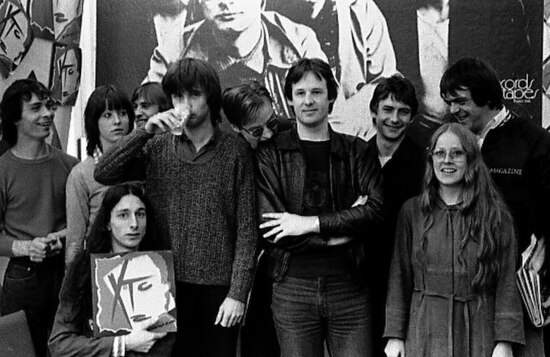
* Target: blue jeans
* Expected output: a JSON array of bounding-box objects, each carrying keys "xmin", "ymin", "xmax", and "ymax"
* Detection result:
[
  {"xmin": 0, "ymin": 257, "xmax": 64, "ymax": 357},
  {"xmin": 271, "ymin": 275, "xmax": 373, "ymax": 357}
]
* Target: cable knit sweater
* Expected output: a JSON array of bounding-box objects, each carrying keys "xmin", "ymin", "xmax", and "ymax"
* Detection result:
[{"xmin": 94, "ymin": 128, "xmax": 258, "ymax": 302}]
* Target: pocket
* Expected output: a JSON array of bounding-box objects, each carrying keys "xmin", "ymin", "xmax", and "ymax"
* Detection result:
[{"xmin": 4, "ymin": 263, "xmax": 37, "ymax": 281}]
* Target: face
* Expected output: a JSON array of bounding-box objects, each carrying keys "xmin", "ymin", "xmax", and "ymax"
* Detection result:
[
  {"xmin": 372, "ymin": 95, "xmax": 412, "ymax": 142},
  {"xmin": 133, "ymin": 96, "xmax": 160, "ymax": 129},
  {"xmin": 0, "ymin": 2, "xmax": 31, "ymax": 70},
  {"xmin": 98, "ymin": 107, "xmax": 130, "ymax": 147},
  {"xmin": 57, "ymin": 48, "xmax": 80, "ymax": 104},
  {"xmin": 201, "ymin": 0, "xmax": 262, "ymax": 33},
  {"xmin": 171, "ymin": 90, "xmax": 211, "ymax": 129},
  {"xmin": 16, "ymin": 93, "xmax": 56, "ymax": 143},
  {"xmin": 103, "ymin": 254, "xmax": 176, "ymax": 328},
  {"xmin": 432, "ymin": 131, "xmax": 467, "ymax": 189},
  {"xmin": 240, "ymin": 101, "xmax": 278, "ymax": 149},
  {"xmin": 288, "ymin": 71, "xmax": 334, "ymax": 129},
  {"xmin": 108, "ymin": 194, "xmax": 146, "ymax": 253},
  {"xmin": 442, "ymin": 88, "xmax": 493, "ymax": 135}
]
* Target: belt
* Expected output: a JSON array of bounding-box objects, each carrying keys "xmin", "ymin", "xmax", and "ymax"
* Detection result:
[{"xmin": 415, "ymin": 288, "xmax": 479, "ymax": 357}]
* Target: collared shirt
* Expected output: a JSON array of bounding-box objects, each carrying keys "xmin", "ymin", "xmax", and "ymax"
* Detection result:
[
  {"xmin": 478, "ymin": 107, "xmax": 511, "ymax": 148},
  {"xmin": 175, "ymin": 126, "xmax": 222, "ymax": 163}
]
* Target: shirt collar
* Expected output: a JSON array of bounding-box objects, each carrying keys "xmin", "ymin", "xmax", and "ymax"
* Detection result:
[{"xmin": 478, "ymin": 107, "xmax": 510, "ymax": 147}]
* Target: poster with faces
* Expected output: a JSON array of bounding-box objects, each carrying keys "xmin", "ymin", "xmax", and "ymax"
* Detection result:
[
  {"xmin": 91, "ymin": 250, "xmax": 177, "ymax": 337},
  {"xmin": 50, "ymin": 44, "xmax": 80, "ymax": 105},
  {"xmin": 0, "ymin": 0, "xmax": 33, "ymax": 78}
]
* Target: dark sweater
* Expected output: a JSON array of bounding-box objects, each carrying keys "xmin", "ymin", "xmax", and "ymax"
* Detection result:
[{"xmin": 95, "ymin": 128, "xmax": 258, "ymax": 302}]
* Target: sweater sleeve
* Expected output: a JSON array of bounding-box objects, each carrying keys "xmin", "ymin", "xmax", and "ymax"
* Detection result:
[
  {"xmin": 94, "ymin": 128, "xmax": 151, "ymax": 185},
  {"xmin": 384, "ymin": 200, "xmax": 415, "ymax": 340},
  {"xmin": 48, "ymin": 298, "xmax": 115, "ymax": 357},
  {"xmin": 493, "ymin": 214, "xmax": 525, "ymax": 345},
  {"xmin": 227, "ymin": 146, "xmax": 258, "ymax": 302},
  {"xmin": 65, "ymin": 165, "xmax": 90, "ymax": 266}
]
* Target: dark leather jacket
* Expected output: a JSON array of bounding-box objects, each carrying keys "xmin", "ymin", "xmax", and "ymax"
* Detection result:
[{"xmin": 256, "ymin": 126, "xmax": 385, "ymax": 281}]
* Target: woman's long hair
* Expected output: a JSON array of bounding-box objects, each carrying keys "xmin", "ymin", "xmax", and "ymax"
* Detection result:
[
  {"xmin": 60, "ymin": 182, "xmax": 158, "ymax": 323},
  {"xmin": 418, "ymin": 123, "xmax": 511, "ymax": 293}
]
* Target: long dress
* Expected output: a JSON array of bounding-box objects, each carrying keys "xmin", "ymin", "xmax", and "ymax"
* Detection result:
[{"xmin": 384, "ymin": 196, "xmax": 525, "ymax": 357}]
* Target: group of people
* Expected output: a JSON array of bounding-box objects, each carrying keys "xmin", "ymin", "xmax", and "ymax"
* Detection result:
[{"xmin": 0, "ymin": 54, "xmax": 549, "ymax": 357}]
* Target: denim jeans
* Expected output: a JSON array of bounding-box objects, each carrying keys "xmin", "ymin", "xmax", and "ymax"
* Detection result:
[
  {"xmin": 271, "ymin": 275, "xmax": 373, "ymax": 357},
  {"xmin": 0, "ymin": 257, "xmax": 64, "ymax": 357}
]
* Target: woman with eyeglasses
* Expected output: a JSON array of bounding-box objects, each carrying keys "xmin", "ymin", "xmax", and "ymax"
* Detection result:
[{"xmin": 384, "ymin": 123, "xmax": 524, "ymax": 357}]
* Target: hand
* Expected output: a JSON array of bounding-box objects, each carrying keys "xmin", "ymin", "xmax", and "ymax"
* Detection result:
[
  {"xmin": 28, "ymin": 237, "xmax": 51, "ymax": 262},
  {"xmin": 215, "ymin": 297, "xmax": 244, "ymax": 327},
  {"xmin": 45, "ymin": 233, "xmax": 63, "ymax": 256},
  {"xmin": 385, "ymin": 338, "xmax": 405, "ymax": 357},
  {"xmin": 260, "ymin": 213, "xmax": 319, "ymax": 242},
  {"xmin": 491, "ymin": 342, "xmax": 513, "ymax": 357},
  {"xmin": 125, "ymin": 318, "xmax": 167, "ymax": 353},
  {"xmin": 352, "ymin": 195, "xmax": 368, "ymax": 207},
  {"xmin": 144, "ymin": 109, "xmax": 183, "ymax": 135},
  {"xmin": 326, "ymin": 237, "xmax": 353, "ymax": 246}
]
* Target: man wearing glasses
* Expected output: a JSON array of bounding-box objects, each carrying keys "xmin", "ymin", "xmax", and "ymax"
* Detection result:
[
  {"xmin": 222, "ymin": 81, "xmax": 285, "ymax": 357},
  {"xmin": 440, "ymin": 57, "xmax": 550, "ymax": 356},
  {"xmin": 222, "ymin": 81, "xmax": 291, "ymax": 149}
]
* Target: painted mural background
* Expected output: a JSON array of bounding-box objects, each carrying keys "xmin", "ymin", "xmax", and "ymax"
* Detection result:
[{"xmin": 96, "ymin": 0, "xmax": 544, "ymax": 140}]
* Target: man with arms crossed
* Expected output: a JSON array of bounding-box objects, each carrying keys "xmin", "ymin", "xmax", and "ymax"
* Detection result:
[
  {"xmin": 95, "ymin": 58, "xmax": 257, "ymax": 357},
  {"xmin": 440, "ymin": 57, "xmax": 550, "ymax": 357},
  {"xmin": 0, "ymin": 79, "xmax": 78, "ymax": 357},
  {"xmin": 256, "ymin": 58, "xmax": 384, "ymax": 356}
]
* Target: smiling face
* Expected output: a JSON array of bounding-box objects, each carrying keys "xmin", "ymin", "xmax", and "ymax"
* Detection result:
[
  {"xmin": 201, "ymin": 0, "xmax": 262, "ymax": 33},
  {"xmin": 98, "ymin": 106, "xmax": 130, "ymax": 148},
  {"xmin": 442, "ymin": 88, "xmax": 493, "ymax": 135},
  {"xmin": 432, "ymin": 131, "xmax": 467, "ymax": 189},
  {"xmin": 16, "ymin": 93, "xmax": 55, "ymax": 143},
  {"xmin": 288, "ymin": 71, "xmax": 333, "ymax": 130},
  {"xmin": 133, "ymin": 96, "xmax": 160, "ymax": 129},
  {"xmin": 372, "ymin": 95, "xmax": 413, "ymax": 142},
  {"xmin": 108, "ymin": 194, "xmax": 147, "ymax": 253}
]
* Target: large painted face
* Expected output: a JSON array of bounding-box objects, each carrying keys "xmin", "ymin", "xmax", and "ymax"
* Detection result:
[
  {"xmin": 53, "ymin": 0, "xmax": 84, "ymax": 43},
  {"xmin": 110, "ymin": 255, "xmax": 175, "ymax": 328},
  {"xmin": 201, "ymin": 0, "xmax": 262, "ymax": 34},
  {"xmin": 52, "ymin": 47, "xmax": 81, "ymax": 105},
  {"xmin": 0, "ymin": 1, "xmax": 32, "ymax": 76}
]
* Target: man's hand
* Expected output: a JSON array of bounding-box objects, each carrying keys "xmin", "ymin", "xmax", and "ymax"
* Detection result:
[
  {"xmin": 45, "ymin": 232, "xmax": 63, "ymax": 256},
  {"xmin": 260, "ymin": 213, "xmax": 319, "ymax": 242},
  {"xmin": 125, "ymin": 317, "xmax": 167, "ymax": 353},
  {"xmin": 385, "ymin": 338, "xmax": 405, "ymax": 357},
  {"xmin": 215, "ymin": 297, "xmax": 244, "ymax": 327},
  {"xmin": 144, "ymin": 109, "xmax": 183, "ymax": 135},
  {"xmin": 28, "ymin": 237, "xmax": 51, "ymax": 262},
  {"xmin": 491, "ymin": 342, "xmax": 513, "ymax": 357}
]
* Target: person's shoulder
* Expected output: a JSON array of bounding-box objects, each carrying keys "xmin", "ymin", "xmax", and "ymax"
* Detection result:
[
  {"xmin": 51, "ymin": 146, "xmax": 79, "ymax": 166},
  {"xmin": 505, "ymin": 112, "xmax": 550, "ymax": 146},
  {"xmin": 68, "ymin": 156, "xmax": 94, "ymax": 178},
  {"xmin": 262, "ymin": 11, "xmax": 318, "ymax": 40},
  {"xmin": 219, "ymin": 130, "xmax": 252, "ymax": 154}
]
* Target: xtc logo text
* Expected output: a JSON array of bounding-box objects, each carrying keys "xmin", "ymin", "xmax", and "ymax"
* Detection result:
[{"xmin": 500, "ymin": 74, "xmax": 539, "ymax": 103}]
